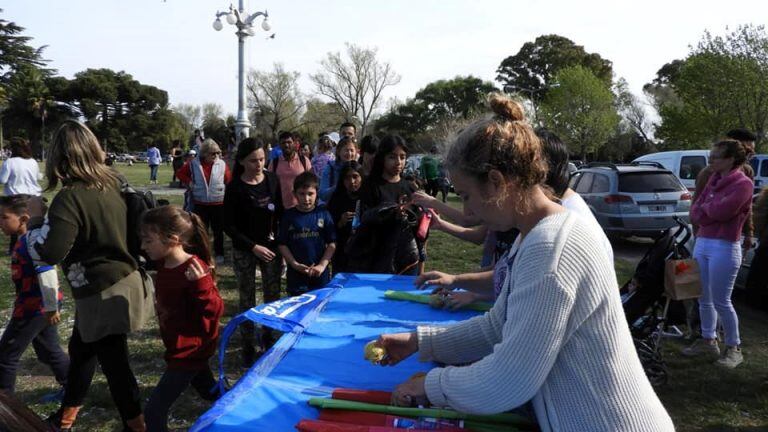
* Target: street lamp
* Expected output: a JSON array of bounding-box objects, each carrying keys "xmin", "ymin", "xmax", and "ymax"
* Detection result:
[{"xmin": 213, "ymin": 1, "xmax": 272, "ymax": 146}]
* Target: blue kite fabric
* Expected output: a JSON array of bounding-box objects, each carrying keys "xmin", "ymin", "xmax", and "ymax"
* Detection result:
[{"xmin": 191, "ymin": 273, "xmax": 481, "ymax": 431}]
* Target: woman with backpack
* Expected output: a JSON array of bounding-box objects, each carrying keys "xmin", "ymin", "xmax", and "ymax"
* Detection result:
[{"xmin": 26, "ymin": 120, "xmax": 153, "ymax": 431}]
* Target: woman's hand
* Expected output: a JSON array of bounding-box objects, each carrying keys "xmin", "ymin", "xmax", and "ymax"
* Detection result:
[
  {"xmin": 338, "ymin": 211, "xmax": 355, "ymax": 228},
  {"xmin": 414, "ymin": 271, "xmax": 457, "ymax": 291},
  {"xmin": 291, "ymin": 261, "xmax": 311, "ymax": 275},
  {"xmin": 28, "ymin": 196, "xmax": 46, "ymax": 218},
  {"xmin": 445, "ymin": 291, "xmax": 479, "ymax": 310},
  {"xmin": 412, "ymin": 191, "xmax": 437, "ymax": 208},
  {"xmin": 377, "ymin": 332, "xmax": 418, "ymax": 366},
  {"xmin": 252, "ymin": 244, "xmax": 276, "ymax": 262},
  {"xmin": 391, "ymin": 373, "xmax": 429, "ymax": 407},
  {"xmin": 185, "ymin": 259, "xmax": 210, "ymax": 281}
]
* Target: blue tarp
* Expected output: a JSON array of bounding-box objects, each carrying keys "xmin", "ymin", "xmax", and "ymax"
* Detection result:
[{"xmin": 191, "ymin": 273, "xmax": 480, "ymax": 431}]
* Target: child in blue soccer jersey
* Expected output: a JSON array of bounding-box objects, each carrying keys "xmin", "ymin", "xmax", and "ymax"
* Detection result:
[
  {"xmin": 0, "ymin": 195, "xmax": 69, "ymax": 394},
  {"xmin": 277, "ymin": 172, "xmax": 336, "ymax": 296}
]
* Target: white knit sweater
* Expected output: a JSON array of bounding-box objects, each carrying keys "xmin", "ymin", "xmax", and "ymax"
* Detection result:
[{"xmin": 418, "ymin": 211, "xmax": 674, "ymax": 432}]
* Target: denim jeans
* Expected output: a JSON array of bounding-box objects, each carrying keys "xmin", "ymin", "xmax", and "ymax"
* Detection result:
[
  {"xmin": 149, "ymin": 164, "xmax": 159, "ymax": 181},
  {"xmin": 694, "ymin": 237, "xmax": 742, "ymax": 346},
  {"xmin": 0, "ymin": 315, "xmax": 69, "ymax": 393}
]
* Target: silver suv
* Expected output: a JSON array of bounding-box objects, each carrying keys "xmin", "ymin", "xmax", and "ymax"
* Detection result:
[{"xmin": 569, "ymin": 162, "xmax": 691, "ymax": 238}]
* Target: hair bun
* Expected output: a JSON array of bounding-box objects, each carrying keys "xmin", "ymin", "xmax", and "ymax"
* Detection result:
[{"xmin": 488, "ymin": 93, "xmax": 526, "ymax": 122}]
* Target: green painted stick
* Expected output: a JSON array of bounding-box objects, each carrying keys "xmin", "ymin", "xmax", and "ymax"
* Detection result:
[
  {"xmin": 383, "ymin": 290, "xmax": 492, "ymax": 312},
  {"xmin": 307, "ymin": 397, "xmax": 532, "ymax": 427}
]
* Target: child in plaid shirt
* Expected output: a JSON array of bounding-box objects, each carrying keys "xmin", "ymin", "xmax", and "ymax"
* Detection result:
[{"xmin": 0, "ymin": 195, "xmax": 69, "ymax": 394}]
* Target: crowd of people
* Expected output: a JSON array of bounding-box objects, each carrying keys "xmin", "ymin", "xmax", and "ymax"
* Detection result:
[{"xmin": 0, "ymin": 92, "xmax": 763, "ymax": 430}]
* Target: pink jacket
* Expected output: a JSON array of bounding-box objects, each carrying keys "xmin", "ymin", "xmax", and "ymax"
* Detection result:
[{"xmin": 690, "ymin": 168, "xmax": 753, "ymax": 242}]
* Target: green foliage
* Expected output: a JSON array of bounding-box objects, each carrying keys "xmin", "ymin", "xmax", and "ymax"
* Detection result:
[
  {"xmin": 540, "ymin": 65, "xmax": 620, "ymax": 161},
  {"xmin": 296, "ymin": 98, "xmax": 346, "ymax": 143},
  {"xmin": 375, "ymin": 76, "xmax": 496, "ymax": 149},
  {"xmin": 247, "ymin": 63, "xmax": 303, "ymax": 142},
  {"xmin": 652, "ymin": 25, "xmax": 768, "ymax": 150},
  {"xmin": 0, "ymin": 9, "xmax": 50, "ymax": 84},
  {"xmin": 496, "ymin": 34, "xmax": 613, "ymax": 102}
]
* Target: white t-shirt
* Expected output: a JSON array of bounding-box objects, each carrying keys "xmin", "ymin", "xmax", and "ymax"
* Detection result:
[
  {"xmin": 0, "ymin": 157, "xmax": 42, "ymax": 196},
  {"xmin": 562, "ymin": 192, "xmax": 614, "ymax": 263}
]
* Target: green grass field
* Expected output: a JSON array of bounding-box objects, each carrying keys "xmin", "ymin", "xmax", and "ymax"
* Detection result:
[{"xmin": 3, "ymin": 163, "xmax": 768, "ymax": 431}]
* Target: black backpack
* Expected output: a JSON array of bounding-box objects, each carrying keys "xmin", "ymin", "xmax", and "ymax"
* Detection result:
[{"xmin": 121, "ymin": 182, "xmax": 158, "ymax": 266}]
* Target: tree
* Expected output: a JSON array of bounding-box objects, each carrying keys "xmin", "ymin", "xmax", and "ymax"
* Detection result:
[
  {"xmin": 3, "ymin": 65, "xmax": 53, "ymax": 156},
  {"xmin": 651, "ymin": 25, "xmax": 768, "ymax": 150},
  {"xmin": 376, "ymin": 76, "xmax": 496, "ymax": 145},
  {"xmin": 0, "ymin": 10, "xmax": 50, "ymax": 84},
  {"xmin": 496, "ymin": 34, "xmax": 613, "ymax": 102},
  {"xmin": 310, "ymin": 43, "xmax": 401, "ymax": 136},
  {"xmin": 47, "ymin": 68, "xmax": 183, "ymax": 152},
  {"xmin": 201, "ymin": 103, "xmax": 233, "ymax": 148},
  {"xmin": 174, "ymin": 103, "xmax": 202, "ymax": 136},
  {"xmin": 247, "ymin": 63, "xmax": 304, "ymax": 142},
  {"xmin": 540, "ymin": 66, "xmax": 620, "ymax": 161},
  {"xmin": 615, "ymin": 78, "xmax": 654, "ymax": 145},
  {"xmin": 296, "ymin": 98, "xmax": 346, "ymax": 143}
]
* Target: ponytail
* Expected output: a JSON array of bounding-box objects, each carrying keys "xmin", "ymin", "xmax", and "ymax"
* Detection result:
[{"xmin": 186, "ymin": 212, "xmax": 214, "ymax": 273}]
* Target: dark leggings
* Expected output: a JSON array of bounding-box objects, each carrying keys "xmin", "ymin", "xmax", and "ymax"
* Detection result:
[
  {"xmin": 193, "ymin": 204, "xmax": 225, "ymax": 256},
  {"xmin": 61, "ymin": 328, "xmax": 141, "ymax": 423},
  {"xmin": 144, "ymin": 368, "xmax": 219, "ymax": 432},
  {"xmin": 232, "ymin": 248, "xmax": 282, "ymax": 355},
  {"xmin": 0, "ymin": 315, "xmax": 69, "ymax": 393}
]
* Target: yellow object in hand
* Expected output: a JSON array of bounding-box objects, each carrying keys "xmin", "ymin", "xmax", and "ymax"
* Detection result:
[
  {"xmin": 429, "ymin": 294, "xmax": 446, "ymax": 309},
  {"xmin": 364, "ymin": 340, "xmax": 386, "ymax": 364}
]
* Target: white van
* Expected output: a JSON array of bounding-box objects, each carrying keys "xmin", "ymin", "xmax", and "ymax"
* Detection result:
[
  {"xmin": 749, "ymin": 154, "xmax": 768, "ymax": 194},
  {"xmin": 633, "ymin": 150, "xmax": 710, "ymax": 191}
]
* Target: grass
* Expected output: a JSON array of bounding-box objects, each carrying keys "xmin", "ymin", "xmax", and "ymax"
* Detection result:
[{"xmin": 4, "ymin": 163, "xmax": 768, "ymax": 430}]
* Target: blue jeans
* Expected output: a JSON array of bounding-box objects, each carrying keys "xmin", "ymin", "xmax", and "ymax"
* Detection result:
[
  {"xmin": 149, "ymin": 164, "xmax": 159, "ymax": 181},
  {"xmin": 694, "ymin": 237, "xmax": 742, "ymax": 346}
]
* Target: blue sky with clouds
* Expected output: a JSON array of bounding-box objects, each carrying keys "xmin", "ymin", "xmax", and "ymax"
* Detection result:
[{"xmin": 5, "ymin": 0, "xmax": 767, "ymax": 117}]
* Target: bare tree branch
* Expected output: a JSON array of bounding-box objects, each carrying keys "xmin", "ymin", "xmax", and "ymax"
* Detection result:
[{"xmin": 310, "ymin": 43, "xmax": 401, "ymax": 135}]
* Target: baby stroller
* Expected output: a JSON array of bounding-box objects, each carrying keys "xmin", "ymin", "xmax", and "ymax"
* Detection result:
[{"xmin": 620, "ymin": 217, "xmax": 693, "ymax": 387}]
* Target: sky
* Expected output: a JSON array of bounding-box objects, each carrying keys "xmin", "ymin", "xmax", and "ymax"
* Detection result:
[{"xmin": 4, "ymin": 0, "xmax": 768, "ymax": 118}]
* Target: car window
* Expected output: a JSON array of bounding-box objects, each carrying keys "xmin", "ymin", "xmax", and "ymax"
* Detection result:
[
  {"xmin": 619, "ymin": 172, "xmax": 686, "ymax": 193},
  {"xmin": 591, "ymin": 174, "xmax": 610, "ymax": 193},
  {"xmin": 761, "ymin": 159, "xmax": 768, "ymax": 177},
  {"xmin": 574, "ymin": 173, "xmax": 594, "ymax": 194},
  {"xmin": 679, "ymin": 156, "xmax": 706, "ymax": 180},
  {"xmin": 569, "ymin": 172, "xmax": 582, "ymax": 189}
]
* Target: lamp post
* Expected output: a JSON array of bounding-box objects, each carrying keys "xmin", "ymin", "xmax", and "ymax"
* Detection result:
[{"xmin": 213, "ymin": 1, "xmax": 271, "ymax": 147}]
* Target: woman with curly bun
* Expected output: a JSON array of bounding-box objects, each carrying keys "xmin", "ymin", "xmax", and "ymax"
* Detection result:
[
  {"xmin": 376, "ymin": 94, "xmax": 673, "ymax": 431},
  {"xmin": 683, "ymin": 139, "xmax": 753, "ymax": 368}
]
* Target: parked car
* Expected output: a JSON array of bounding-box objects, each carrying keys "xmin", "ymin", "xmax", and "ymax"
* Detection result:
[
  {"xmin": 749, "ymin": 154, "xmax": 768, "ymax": 195},
  {"xmin": 133, "ymin": 151, "xmax": 149, "ymax": 163},
  {"xmin": 633, "ymin": 150, "xmax": 709, "ymax": 192},
  {"xmin": 570, "ymin": 162, "xmax": 692, "ymax": 238}
]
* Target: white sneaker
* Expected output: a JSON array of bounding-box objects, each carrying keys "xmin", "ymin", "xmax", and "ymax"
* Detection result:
[
  {"xmin": 681, "ymin": 339, "xmax": 720, "ymax": 358},
  {"xmin": 715, "ymin": 346, "xmax": 743, "ymax": 369}
]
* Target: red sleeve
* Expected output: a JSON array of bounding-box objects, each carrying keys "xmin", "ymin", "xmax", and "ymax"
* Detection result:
[
  {"xmin": 177, "ymin": 161, "xmax": 192, "ymax": 185},
  {"xmin": 190, "ymin": 259, "xmax": 224, "ymax": 335},
  {"xmin": 224, "ymin": 163, "xmax": 233, "ymax": 184}
]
